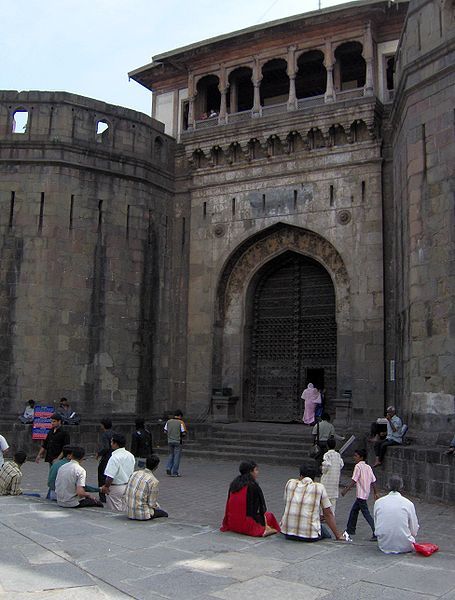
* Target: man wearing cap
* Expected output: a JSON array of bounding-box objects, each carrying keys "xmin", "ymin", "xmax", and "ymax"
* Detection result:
[
  {"xmin": 35, "ymin": 413, "xmax": 70, "ymax": 465},
  {"xmin": 373, "ymin": 406, "xmax": 402, "ymax": 467}
]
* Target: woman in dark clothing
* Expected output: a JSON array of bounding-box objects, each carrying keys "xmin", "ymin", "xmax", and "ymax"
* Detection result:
[
  {"xmin": 220, "ymin": 461, "xmax": 280, "ymax": 537},
  {"xmin": 96, "ymin": 418, "xmax": 113, "ymax": 502}
]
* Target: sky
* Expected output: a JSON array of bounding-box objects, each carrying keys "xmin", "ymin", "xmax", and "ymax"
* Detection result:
[{"xmin": 2, "ymin": 0, "xmax": 349, "ymax": 115}]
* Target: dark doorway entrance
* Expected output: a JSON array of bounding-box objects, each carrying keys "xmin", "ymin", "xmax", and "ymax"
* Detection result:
[{"xmin": 244, "ymin": 252, "xmax": 336, "ymax": 422}]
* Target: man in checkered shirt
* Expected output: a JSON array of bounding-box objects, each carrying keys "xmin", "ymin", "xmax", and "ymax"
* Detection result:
[
  {"xmin": 125, "ymin": 454, "xmax": 168, "ymax": 521},
  {"xmin": 0, "ymin": 450, "xmax": 27, "ymax": 496},
  {"xmin": 280, "ymin": 459, "xmax": 344, "ymax": 541}
]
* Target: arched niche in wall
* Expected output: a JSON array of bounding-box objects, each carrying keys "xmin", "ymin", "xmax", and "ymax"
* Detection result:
[
  {"xmin": 228, "ymin": 66, "xmax": 253, "ymax": 113},
  {"xmin": 296, "ymin": 50, "xmax": 326, "ymax": 99},
  {"xmin": 195, "ymin": 74, "xmax": 221, "ymax": 120},
  {"xmin": 260, "ymin": 58, "xmax": 289, "ymax": 106},
  {"xmin": 212, "ymin": 223, "xmax": 350, "ymax": 414},
  {"xmin": 334, "ymin": 41, "xmax": 365, "ymax": 91}
]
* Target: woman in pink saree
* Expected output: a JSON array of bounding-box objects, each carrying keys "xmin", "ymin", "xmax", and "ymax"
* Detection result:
[{"xmin": 302, "ymin": 383, "xmax": 321, "ymax": 425}]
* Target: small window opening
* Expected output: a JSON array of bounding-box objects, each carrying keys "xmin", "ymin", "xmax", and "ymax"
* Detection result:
[
  {"xmin": 38, "ymin": 192, "xmax": 45, "ymax": 232},
  {"xmin": 148, "ymin": 210, "xmax": 153, "ymax": 246},
  {"xmin": 69, "ymin": 195, "xmax": 74, "ymax": 230},
  {"xmin": 96, "ymin": 120, "xmax": 109, "ymax": 135},
  {"xmin": 386, "ymin": 56, "xmax": 395, "ymax": 91},
  {"xmin": 203, "ymin": 202, "xmax": 207, "ymax": 218},
  {"xmin": 361, "ymin": 181, "xmax": 366, "ymax": 202},
  {"xmin": 330, "ymin": 185, "xmax": 334, "ymax": 207},
  {"xmin": 154, "ymin": 137, "xmax": 163, "ymax": 161},
  {"xmin": 9, "ymin": 192, "xmax": 15, "ymax": 229},
  {"xmin": 98, "ymin": 200, "xmax": 103, "ymax": 233},
  {"xmin": 262, "ymin": 194, "xmax": 266, "ymax": 212},
  {"xmin": 422, "ymin": 124, "xmax": 427, "ymax": 175},
  {"xmin": 293, "ymin": 190, "xmax": 298, "ymax": 210},
  {"xmin": 12, "ymin": 110, "xmax": 29, "ymax": 134},
  {"xmin": 232, "ymin": 198, "xmax": 236, "ymax": 216}
]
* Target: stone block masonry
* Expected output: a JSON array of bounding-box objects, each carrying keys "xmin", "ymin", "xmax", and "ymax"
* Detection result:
[{"xmin": 0, "ymin": 91, "xmax": 180, "ymax": 419}]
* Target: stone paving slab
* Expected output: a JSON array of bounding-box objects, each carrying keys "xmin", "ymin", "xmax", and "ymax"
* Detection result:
[{"xmin": 0, "ymin": 456, "xmax": 454, "ymax": 599}]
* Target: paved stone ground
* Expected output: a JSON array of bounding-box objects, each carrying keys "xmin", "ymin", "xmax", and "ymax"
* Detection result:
[{"xmin": 0, "ymin": 456, "xmax": 454, "ymax": 599}]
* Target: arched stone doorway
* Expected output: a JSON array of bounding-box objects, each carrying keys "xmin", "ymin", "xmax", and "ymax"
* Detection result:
[
  {"xmin": 214, "ymin": 224, "xmax": 350, "ymax": 423},
  {"xmin": 244, "ymin": 251, "xmax": 336, "ymax": 421}
]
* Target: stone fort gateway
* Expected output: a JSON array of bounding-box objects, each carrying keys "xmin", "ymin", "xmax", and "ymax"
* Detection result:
[{"xmin": 0, "ymin": 0, "xmax": 453, "ymax": 439}]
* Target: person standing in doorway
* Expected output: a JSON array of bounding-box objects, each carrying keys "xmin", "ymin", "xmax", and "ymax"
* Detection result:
[
  {"xmin": 302, "ymin": 383, "xmax": 321, "ymax": 425},
  {"xmin": 164, "ymin": 410, "xmax": 187, "ymax": 477}
]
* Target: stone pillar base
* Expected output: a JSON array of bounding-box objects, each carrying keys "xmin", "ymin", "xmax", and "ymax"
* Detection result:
[{"xmin": 211, "ymin": 395, "xmax": 239, "ymax": 423}]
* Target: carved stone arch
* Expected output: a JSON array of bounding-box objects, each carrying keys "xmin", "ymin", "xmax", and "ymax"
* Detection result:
[
  {"xmin": 226, "ymin": 63, "xmax": 254, "ymax": 78},
  {"xmin": 212, "ymin": 224, "xmax": 351, "ymax": 413}
]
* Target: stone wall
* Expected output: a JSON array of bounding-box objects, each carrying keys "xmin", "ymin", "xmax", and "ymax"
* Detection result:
[
  {"xmin": 179, "ymin": 97, "xmax": 386, "ymax": 423},
  {"xmin": 0, "ymin": 91, "xmax": 178, "ymax": 419},
  {"xmin": 389, "ymin": 0, "xmax": 455, "ymax": 433}
]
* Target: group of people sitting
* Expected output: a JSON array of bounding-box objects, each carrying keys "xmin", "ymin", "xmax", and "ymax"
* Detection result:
[
  {"xmin": 221, "ymin": 446, "xmax": 420, "ymax": 555},
  {"xmin": 19, "ymin": 398, "xmax": 80, "ymax": 425}
]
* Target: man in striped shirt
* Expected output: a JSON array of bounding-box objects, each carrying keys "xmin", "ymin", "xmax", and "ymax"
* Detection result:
[
  {"xmin": 125, "ymin": 454, "xmax": 168, "ymax": 521},
  {"xmin": 341, "ymin": 448, "xmax": 379, "ymax": 541},
  {"xmin": 280, "ymin": 460, "xmax": 343, "ymax": 541},
  {"xmin": 0, "ymin": 450, "xmax": 27, "ymax": 496}
]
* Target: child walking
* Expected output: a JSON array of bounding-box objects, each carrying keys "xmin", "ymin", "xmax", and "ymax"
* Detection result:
[
  {"xmin": 341, "ymin": 448, "xmax": 379, "ymax": 540},
  {"xmin": 320, "ymin": 436, "xmax": 344, "ymax": 514}
]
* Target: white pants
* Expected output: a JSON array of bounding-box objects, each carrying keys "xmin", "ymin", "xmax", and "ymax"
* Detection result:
[{"xmin": 106, "ymin": 484, "xmax": 127, "ymax": 512}]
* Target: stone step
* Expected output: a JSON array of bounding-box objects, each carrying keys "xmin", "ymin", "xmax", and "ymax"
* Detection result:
[
  {"xmin": 198, "ymin": 437, "xmax": 312, "ymax": 450},
  {"xmin": 156, "ymin": 447, "xmax": 311, "ymax": 466}
]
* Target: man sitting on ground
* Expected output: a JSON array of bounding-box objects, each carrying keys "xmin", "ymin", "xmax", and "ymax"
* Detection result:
[
  {"xmin": 280, "ymin": 459, "xmax": 344, "ymax": 541},
  {"xmin": 373, "ymin": 406, "xmax": 403, "ymax": 467},
  {"xmin": 101, "ymin": 433, "xmax": 135, "ymax": 512},
  {"xmin": 374, "ymin": 474, "xmax": 419, "ymax": 554},
  {"xmin": 55, "ymin": 446, "xmax": 102, "ymax": 508},
  {"xmin": 125, "ymin": 454, "xmax": 168, "ymax": 521},
  {"xmin": 47, "ymin": 445, "xmax": 72, "ymax": 500},
  {"xmin": 0, "ymin": 450, "xmax": 27, "ymax": 495}
]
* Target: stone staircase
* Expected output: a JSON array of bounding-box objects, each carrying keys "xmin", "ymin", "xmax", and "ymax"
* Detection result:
[{"xmin": 155, "ymin": 422, "xmax": 319, "ymax": 467}]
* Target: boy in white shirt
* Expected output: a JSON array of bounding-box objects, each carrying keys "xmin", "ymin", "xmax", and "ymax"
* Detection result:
[{"xmin": 320, "ymin": 436, "xmax": 344, "ymax": 513}]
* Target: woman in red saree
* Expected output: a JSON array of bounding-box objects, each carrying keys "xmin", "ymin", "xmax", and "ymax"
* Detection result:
[{"xmin": 220, "ymin": 461, "xmax": 280, "ymax": 537}]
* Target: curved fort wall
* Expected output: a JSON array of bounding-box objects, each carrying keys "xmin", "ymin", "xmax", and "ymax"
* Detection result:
[{"xmin": 0, "ymin": 91, "xmax": 176, "ymax": 418}]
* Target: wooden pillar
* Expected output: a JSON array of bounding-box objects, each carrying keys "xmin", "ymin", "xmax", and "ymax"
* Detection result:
[
  {"xmin": 324, "ymin": 41, "xmax": 336, "ymax": 103},
  {"xmin": 363, "ymin": 22, "xmax": 374, "ymax": 96},
  {"xmin": 252, "ymin": 58, "xmax": 262, "ymax": 115},
  {"xmin": 287, "ymin": 45, "xmax": 297, "ymax": 110},
  {"xmin": 187, "ymin": 72, "xmax": 196, "ymax": 129}
]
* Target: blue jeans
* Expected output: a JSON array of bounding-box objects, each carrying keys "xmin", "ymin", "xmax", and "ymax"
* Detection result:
[
  {"xmin": 166, "ymin": 443, "xmax": 182, "ymax": 475},
  {"xmin": 346, "ymin": 498, "xmax": 375, "ymax": 535}
]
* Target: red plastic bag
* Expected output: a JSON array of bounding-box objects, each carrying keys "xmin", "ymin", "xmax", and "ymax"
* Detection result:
[{"xmin": 413, "ymin": 542, "xmax": 439, "ymax": 556}]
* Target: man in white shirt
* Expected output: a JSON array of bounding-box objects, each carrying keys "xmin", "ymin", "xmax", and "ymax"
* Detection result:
[
  {"xmin": 101, "ymin": 432, "xmax": 135, "ymax": 512},
  {"xmin": 374, "ymin": 474, "xmax": 419, "ymax": 554},
  {"xmin": 55, "ymin": 447, "xmax": 103, "ymax": 508},
  {"xmin": 0, "ymin": 434, "xmax": 9, "ymax": 467}
]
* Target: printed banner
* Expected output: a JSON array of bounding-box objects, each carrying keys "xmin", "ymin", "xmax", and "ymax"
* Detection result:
[{"xmin": 32, "ymin": 406, "xmax": 54, "ymax": 440}]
